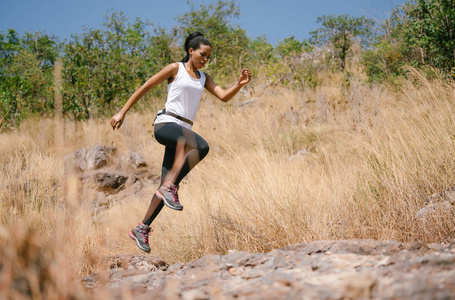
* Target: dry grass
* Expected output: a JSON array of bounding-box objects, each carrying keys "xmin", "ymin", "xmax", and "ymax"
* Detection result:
[{"xmin": 1, "ymin": 67, "xmax": 455, "ymax": 296}]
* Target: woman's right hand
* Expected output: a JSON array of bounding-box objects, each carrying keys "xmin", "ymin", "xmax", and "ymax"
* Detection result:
[{"xmin": 110, "ymin": 112, "xmax": 125, "ymax": 130}]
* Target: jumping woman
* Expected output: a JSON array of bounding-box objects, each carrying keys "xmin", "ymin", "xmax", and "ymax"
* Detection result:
[{"xmin": 110, "ymin": 32, "xmax": 251, "ymax": 253}]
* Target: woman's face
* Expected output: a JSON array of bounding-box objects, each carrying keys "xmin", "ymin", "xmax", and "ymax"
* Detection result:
[{"xmin": 189, "ymin": 44, "xmax": 212, "ymax": 69}]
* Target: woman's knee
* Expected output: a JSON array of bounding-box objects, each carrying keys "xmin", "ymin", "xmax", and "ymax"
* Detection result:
[{"xmin": 199, "ymin": 142, "xmax": 210, "ymax": 159}]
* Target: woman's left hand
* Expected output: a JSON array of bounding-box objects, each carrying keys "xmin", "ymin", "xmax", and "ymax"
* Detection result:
[{"xmin": 238, "ymin": 68, "xmax": 251, "ymax": 86}]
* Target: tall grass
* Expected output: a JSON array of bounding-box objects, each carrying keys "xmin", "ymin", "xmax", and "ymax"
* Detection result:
[{"xmin": 1, "ymin": 68, "xmax": 455, "ymax": 295}]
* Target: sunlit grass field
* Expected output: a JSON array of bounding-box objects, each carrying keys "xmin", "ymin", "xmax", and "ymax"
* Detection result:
[{"xmin": 1, "ymin": 68, "xmax": 455, "ymax": 298}]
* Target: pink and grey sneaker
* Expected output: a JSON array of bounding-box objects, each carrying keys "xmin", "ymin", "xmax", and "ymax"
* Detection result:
[
  {"xmin": 129, "ymin": 223, "xmax": 151, "ymax": 253},
  {"xmin": 156, "ymin": 182, "xmax": 183, "ymax": 211}
]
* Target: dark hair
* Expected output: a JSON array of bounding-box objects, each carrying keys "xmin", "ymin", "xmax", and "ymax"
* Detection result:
[{"xmin": 182, "ymin": 32, "xmax": 212, "ymax": 63}]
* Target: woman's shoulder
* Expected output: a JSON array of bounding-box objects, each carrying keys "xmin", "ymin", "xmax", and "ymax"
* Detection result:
[
  {"xmin": 159, "ymin": 63, "xmax": 180, "ymax": 79},
  {"xmin": 165, "ymin": 62, "xmax": 181, "ymax": 71},
  {"xmin": 202, "ymin": 71, "xmax": 212, "ymax": 81}
]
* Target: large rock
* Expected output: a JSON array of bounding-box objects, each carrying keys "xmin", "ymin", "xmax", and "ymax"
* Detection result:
[
  {"xmin": 85, "ymin": 145, "xmax": 108, "ymax": 170},
  {"xmin": 129, "ymin": 151, "xmax": 147, "ymax": 169},
  {"xmin": 94, "ymin": 173, "xmax": 128, "ymax": 191},
  {"xmin": 64, "ymin": 145, "xmax": 117, "ymax": 173},
  {"xmin": 63, "ymin": 148, "xmax": 87, "ymax": 173},
  {"xmin": 62, "ymin": 145, "xmax": 159, "ymax": 216},
  {"xmin": 417, "ymin": 187, "xmax": 455, "ymax": 220},
  {"xmin": 83, "ymin": 239, "xmax": 455, "ymax": 299}
]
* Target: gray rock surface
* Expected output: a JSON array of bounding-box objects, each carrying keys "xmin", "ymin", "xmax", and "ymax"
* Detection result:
[
  {"xmin": 417, "ymin": 186, "xmax": 455, "ymax": 220},
  {"xmin": 94, "ymin": 172, "xmax": 128, "ymax": 191},
  {"xmin": 129, "ymin": 151, "xmax": 148, "ymax": 169},
  {"xmin": 62, "ymin": 145, "xmax": 160, "ymax": 216},
  {"xmin": 85, "ymin": 145, "xmax": 109, "ymax": 170},
  {"xmin": 82, "ymin": 239, "xmax": 455, "ymax": 299},
  {"xmin": 64, "ymin": 145, "xmax": 116, "ymax": 173}
]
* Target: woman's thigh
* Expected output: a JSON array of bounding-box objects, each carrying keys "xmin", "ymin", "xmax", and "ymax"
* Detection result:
[{"xmin": 154, "ymin": 122, "xmax": 206, "ymax": 151}]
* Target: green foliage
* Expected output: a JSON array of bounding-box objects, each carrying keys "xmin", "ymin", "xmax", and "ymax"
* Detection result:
[
  {"xmin": 247, "ymin": 36, "xmax": 279, "ymax": 81},
  {"xmin": 62, "ymin": 12, "xmax": 173, "ymax": 120},
  {"xmin": 362, "ymin": 39, "xmax": 404, "ymax": 83},
  {"xmin": 0, "ymin": 30, "xmax": 59, "ymax": 129},
  {"xmin": 397, "ymin": 0, "xmax": 455, "ymax": 73},
  {"xmin": 3, "ymin": 2, "xmax": 399, "ymax": 129},
  {"xmin": 363, "ymin": 0, "xmax": 455, "ymax": 82},
  {"xmin": 276, "ymin": 36, "xmax": 306, "ymax": 60},
  {"xmin": 310, "ymin": 15, "xmax": 375, "ymax": 71},
  {"xmin": 275, "ymin": 36, "xmax": 317, "ymax": 88}
]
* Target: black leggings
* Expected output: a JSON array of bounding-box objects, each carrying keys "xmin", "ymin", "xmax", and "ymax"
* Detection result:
[
  {"xmin": 154, "ymin": 122, "xmax": 210, "ymax": 185},
  {"xmin": 143, "ymin": 122, "xmax": 209, "ymax": 226}
]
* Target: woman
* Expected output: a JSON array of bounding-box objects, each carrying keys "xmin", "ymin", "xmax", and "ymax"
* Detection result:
[{"xmin": 110, "ymin": 32, "xmax": 251, "ymax": 253}]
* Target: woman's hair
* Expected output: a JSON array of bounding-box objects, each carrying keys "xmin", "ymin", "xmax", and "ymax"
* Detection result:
[{"xmin": 182, "ymin": 32, "xmax": 212, "ymax": 63}]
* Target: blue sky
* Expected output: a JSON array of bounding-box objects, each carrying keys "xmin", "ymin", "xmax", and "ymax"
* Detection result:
[{"xmin": 1, "ymin": 0, "xmax": 406, "ymax": 44}]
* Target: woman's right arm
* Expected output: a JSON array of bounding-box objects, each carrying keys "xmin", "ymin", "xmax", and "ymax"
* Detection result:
[{"xmin": 110, "ymin": 63, "xmax": 179, "ymax": 130}]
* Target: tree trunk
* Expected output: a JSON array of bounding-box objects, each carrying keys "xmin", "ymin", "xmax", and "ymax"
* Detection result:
[{"xmin": 53, "ymin": 58, "xmax": 64, "ymax": 147}]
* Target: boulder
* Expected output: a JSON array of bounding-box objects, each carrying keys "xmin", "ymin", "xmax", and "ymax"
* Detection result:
[
  {"xmin": 417, "ymin": 187, "xmax": 455, "ymax": 220},
  {"xmin": 64, "ymin": 145, "xmax": 117, "ymax": 173},
  {"xmin": 129, "ymin": 151, "xmax": 147, "ymax": 169},
  {"xmin": 85, "ymin": 145, "xmax": 108, "ymax": 170},
  {"xmin": 94, "ymin": 173, "xmax": 128, "ymax": 191},
  {"xmin": 63, "ymin": 148, "xmax": 87, "ymax": 173}
]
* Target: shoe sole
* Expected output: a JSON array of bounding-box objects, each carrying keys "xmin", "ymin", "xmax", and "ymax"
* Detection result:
[
  {"xmin": 129, "ymin": 231, "xmax": 151, "ymax": 253},
  {"xmin": 156, "ymin": 191, "xmax": 183, "ymax": 211}
]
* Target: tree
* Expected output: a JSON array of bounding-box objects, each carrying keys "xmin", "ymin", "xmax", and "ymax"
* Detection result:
[
  {"xmin": 361, "ymin": 12, "xmax": 405, "ymax": 82},
  {"xmin": 310, "ymin": 15, "xmax": 375, "ymax": 72},
  {"xmin": 62, "ymin": 12, "xmax": 173, "ymax": 120},
  {"xmin": 362, "ymin": 0, "xmax": 455, "ymax": 82},
  {"xmin": 276, "ymin": 36, "xmax": 312, "ymax": 61},
  {"xmin": 248, "ymin": 36, "xmax": 276, "ymax": 77},
  {"xmin": 0, "ymin": 30, "xmax": 59, "ymax": 128},
  {"xmin": 396, "ymin": 0, "xmax": 455, "ymax": 74}
]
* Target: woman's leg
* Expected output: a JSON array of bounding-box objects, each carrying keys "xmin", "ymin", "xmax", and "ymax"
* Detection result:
[
  {"xmin": 143, "ymin": 122, "xmax": 210, "ymax": 224},
  {"xmin": 142, "ymin": 137, "xmax": 186, "ymax": 225},
  {"xmin": 153, "ymin": 122, "xmax": 209, "ymax": 210},
  {"xmin": 130, "ymin": 123, "xmax": 209, "ymax": 251},
  {"xmin": 154, "ymin": 122, "xmax": 210, "ymax": 185},
  {"xmin": 142, "ymin": 194, "xmax": 164, "ymax": 226}
]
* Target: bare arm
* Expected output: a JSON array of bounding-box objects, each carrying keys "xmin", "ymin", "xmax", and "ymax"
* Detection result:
[
  {"xmin": 204, "ymin": 68, "xmax": 251, "ymax": 102},
  {"xmin": 110, "ymin": 63, "xmax": 179, "ymax": 130}
]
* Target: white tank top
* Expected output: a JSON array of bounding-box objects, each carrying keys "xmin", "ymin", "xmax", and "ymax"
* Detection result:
[{"xmin": 154, "ymin": 62, "xmax": 206, "ymax": 129}]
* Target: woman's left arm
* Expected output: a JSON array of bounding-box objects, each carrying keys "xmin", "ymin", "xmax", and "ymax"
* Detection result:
[{"xmin": 205, "ymin": 68, "xmax": 251, "ymax": 102}]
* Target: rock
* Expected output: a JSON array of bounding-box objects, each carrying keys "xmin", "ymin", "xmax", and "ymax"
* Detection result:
[
  {"xmin": 417, "ymin": 186, "xmax": 455, "ymax": 220},
  {"xmin": 83, "ymin": 239, "xmax": 455, "ymax": 299},
  {"xmin": 109, "ymin": 254, "xmax": 167, "ymax": 272},
  {"xmin": 74, "ymin": 148, "xmax": 88, "ymax": 171},
  {"xmin": 63, "ymin": 145, "xmax": 160, "ymax": 213},
  {"xmin": 417, "ymin": 201, "xmax": 454, "ymax": 219},
  {"xmin": 181, "ymin": 289, "xmax": 209, "ymax": 300},
  {"xmin": 94, "ymin": 172, "xmax": 128, "ymax": 191},
  {"xmin": 129, "ymin": 151, "xmax": 147, "ymax": 169},
  {"xmin": 86, "ymin": 145, "xmax": 108, "ymax": 170},
  {"xmin": 64, "ymin": 145, "xmax": 117, "ymax": 173},
  {"xmin": 63, "ymin": 148, "xmax": 87, "ymax": 173},
  {"xmin": 427, "ymin": 186, "xmax": 455, "ymax": 204}
]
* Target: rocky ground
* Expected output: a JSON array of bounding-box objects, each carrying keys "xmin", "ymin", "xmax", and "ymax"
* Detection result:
[
  {"xmin": 68, "ymin": 146, "xmax": 455, "ymax": 299},
  {"xmin": 82, "ymin": 239, "xmax": 455, "ymax": 300}
]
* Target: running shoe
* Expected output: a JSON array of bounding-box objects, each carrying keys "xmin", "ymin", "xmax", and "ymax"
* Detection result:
[
  {"xmin": 129, "ymin": 223, "xmax": 151, "ymax": 253},
  {"xmin": 156, "ymin": 182, "xmax": 183, "ymax": 211}
]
